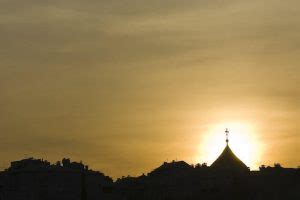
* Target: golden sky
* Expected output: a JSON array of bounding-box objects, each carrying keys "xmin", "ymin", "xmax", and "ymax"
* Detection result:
[{"xmin": 0, "ymin": 0, "xmax": 299, "ymax": 178}]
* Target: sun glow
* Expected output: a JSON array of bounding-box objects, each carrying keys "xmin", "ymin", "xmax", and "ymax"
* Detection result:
[{"xmin": 198, "ymin": 121, "xmax": 261, "ymax": 170}]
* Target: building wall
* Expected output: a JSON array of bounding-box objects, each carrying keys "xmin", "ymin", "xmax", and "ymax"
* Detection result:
[{"xmin": 4, "ymin": 171, "xmax": 82, "ymax": 200}]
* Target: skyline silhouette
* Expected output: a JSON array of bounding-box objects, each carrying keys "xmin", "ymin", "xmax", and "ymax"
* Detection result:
[
  {"xmin": 0, "ymin": 127, "xmax": 298, "ymax": 179},
  {"xmin": 1, "ymin": 129, "xmax": 298, "ymax": 179},
  {"xmin": 0, "ymin": 134, "xmax": 299, "ymax": 200}
]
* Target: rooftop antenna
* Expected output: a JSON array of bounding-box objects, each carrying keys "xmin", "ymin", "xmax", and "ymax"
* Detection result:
[{"xmin": 225, "ymin": 128, "xmax": 229, "ymax": 145}]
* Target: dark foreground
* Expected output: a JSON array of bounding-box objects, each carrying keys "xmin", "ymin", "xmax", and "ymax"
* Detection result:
[{"xmin": 0, "ymin": 158, "xmax": 299, "ymax": 200}]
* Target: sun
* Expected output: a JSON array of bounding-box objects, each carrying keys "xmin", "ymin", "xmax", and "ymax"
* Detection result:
[{"xmin": 197, "ymin": 121, "xmax": 261, "ymax": 170}]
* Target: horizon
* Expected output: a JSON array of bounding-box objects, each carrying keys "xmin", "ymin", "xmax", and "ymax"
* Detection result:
[
  {"xmin": 2, "ymin": 150, "xmax": 298, "ymax": 180},
  {"xmin": 1, "ymin": 0, "xmax": 300, "ymax": 179},
  {"xmin": 1, "ymin": 132, "xmax": 298, "ymax": 179}
]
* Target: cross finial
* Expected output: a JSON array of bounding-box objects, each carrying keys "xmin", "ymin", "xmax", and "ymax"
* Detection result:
[{"xmin": 225, "ymin": 128, "xmax": 229, "ymax": 145}]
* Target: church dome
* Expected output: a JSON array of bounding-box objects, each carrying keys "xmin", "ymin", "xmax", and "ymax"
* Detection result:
[{"xmin": 210, "ymin": 129, "xmax": 249, "ymax": 172}]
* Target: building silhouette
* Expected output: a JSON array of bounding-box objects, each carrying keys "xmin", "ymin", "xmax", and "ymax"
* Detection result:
[
  {"xmin": 210, "ymin": 128, "xmax": 249, "ymax": 172},
  {"xmin": 0, "ymin": 129, "xmax": 299, "ymax": 200},
  {"xmin": 0, "ymin": 158, "xmax": 113, "ymax": 200},
  {"xmin": 113, "ymin": 129, "xmax": 300, "ymax": 200}
]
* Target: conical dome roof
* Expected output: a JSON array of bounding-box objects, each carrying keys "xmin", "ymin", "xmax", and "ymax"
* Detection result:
[{"xmin": 211, "ymin": 144, "xmax": 249, "ymax": 171}]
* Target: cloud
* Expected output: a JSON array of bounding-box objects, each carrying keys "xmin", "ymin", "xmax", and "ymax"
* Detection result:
[{"xmin": 0, "ymin": 0, "xmax": 299, "ymax": 177}]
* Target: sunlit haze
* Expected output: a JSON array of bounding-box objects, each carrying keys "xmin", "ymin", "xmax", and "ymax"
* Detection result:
[
  {"xmin": 199, "ymin": 122, "xmax": 262, "ymax": 170},
  {"xmin": 0, "ymin": 0, "xmax": 300, "ymax": 178}
]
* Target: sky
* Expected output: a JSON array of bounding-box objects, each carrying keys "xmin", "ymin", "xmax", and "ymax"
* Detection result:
[{"xmin": 0, "ymin": 0, "xmax": 299, "ymax": 178}]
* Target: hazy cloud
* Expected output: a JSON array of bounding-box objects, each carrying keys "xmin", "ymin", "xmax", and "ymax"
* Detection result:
[{"xmin": 0, "ymin": 0, "xmax": 299, "ymax": 178}]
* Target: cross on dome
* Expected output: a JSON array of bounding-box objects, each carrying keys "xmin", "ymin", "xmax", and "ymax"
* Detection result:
[{"xmin": 225, "ymin": 128, "xmax": 229, "ymax": 145}]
